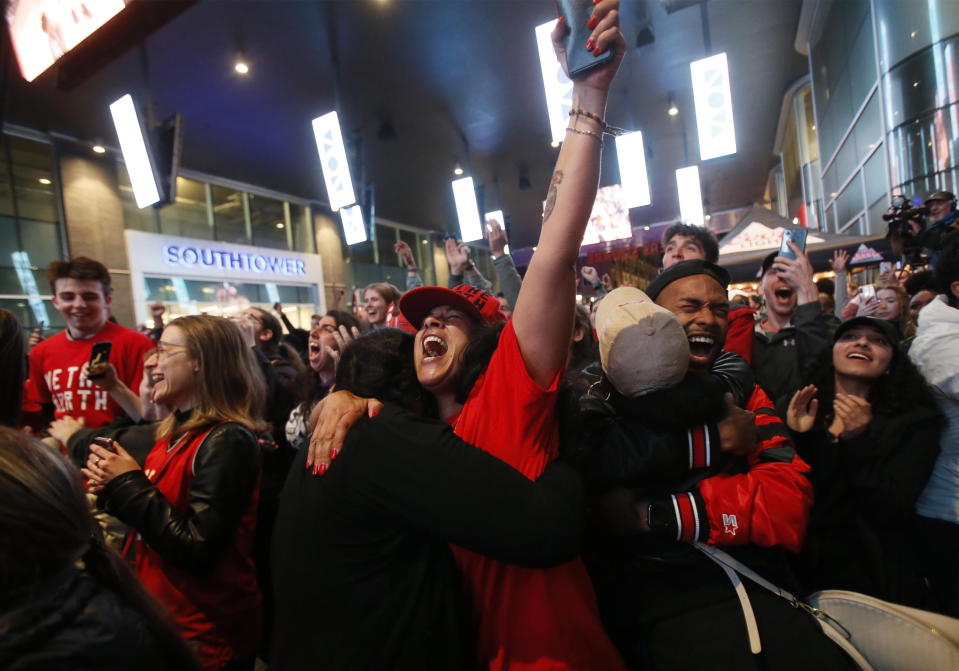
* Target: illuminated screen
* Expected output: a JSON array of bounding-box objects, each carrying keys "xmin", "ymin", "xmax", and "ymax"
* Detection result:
[
  {"xmin": 545, "ymin": 185, "xmax": 632, "ymax": 246},
  {"xmin": 8, "ymin": 0, "xmax": 127, "ymax": 82}
]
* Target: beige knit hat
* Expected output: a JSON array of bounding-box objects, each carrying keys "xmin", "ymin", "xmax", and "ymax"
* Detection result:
[{"xmin": 594, "ymin": 287, "xmax": 689, "ymax": 397}]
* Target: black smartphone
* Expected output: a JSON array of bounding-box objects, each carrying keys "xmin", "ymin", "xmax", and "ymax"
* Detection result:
[
  {"xmin": 92, "ymin": 436, "xmax": 118, "ymax": 454},
  {"xmin": 556, "ymin": 0, "xmax": 614, "ymax": 79},
  {"xmin": 87, "ymin": 341, "xmax": 112, "ymax": 380},
  {"xmin": 779, "ymin": 228, "xmax": 808, "ymax": 260}
]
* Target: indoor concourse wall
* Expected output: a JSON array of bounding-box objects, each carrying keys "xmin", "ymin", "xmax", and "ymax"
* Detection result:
[{"xmin": 58, "ymin": 145, "xmax": 138, "ymax": 328}]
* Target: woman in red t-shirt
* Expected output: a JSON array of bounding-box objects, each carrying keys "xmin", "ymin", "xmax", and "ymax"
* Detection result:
[{"xmin": 83, "ymin": 315, "xmax": 265, "ymax": 671}]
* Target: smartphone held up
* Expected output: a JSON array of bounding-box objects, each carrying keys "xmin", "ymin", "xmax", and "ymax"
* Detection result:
[
  {"xmin": 556, "ymin": 0, "xmax": 614, "ymax": 78},
  {"xmin": 86, "ymin": 341, "xmax": 112, "ymax": 380}
]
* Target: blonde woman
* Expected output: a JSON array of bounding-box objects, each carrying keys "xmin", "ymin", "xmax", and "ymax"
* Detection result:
[{"xmin": 85, "ymin": 315, "xmax": 265, "ymax": 671}]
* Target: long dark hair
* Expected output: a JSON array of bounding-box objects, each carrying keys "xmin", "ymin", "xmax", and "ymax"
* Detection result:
[
  {"xmin": 0, "ymin": 309, "xmax": 24, "ymax": 427},
  {"xmin": 0, "ymin": 427, "xmax": 198, "ymax": 669},
  {"xmin": 335, "ymin": 329, "xmax": 437, "ymax": 417},
  {"xmin": 455, "ymin": 322, "xmax": 506, "ymax": 404},
  {"xmin": 803, "ymin": 341, "xmax": 938, "ymax": 431}
]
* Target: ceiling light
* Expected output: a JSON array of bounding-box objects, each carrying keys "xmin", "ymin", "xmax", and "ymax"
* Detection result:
[
  {"xmin": 643, "ymin": 225, "xmax": 650, "ymax": 231},
  {"xmin": 910, "ymin": 31, "xmax": 917, "ymax": 38},
  {"xmin": 913, "ymin": 81, "xmax": 920, "ymax": 88},
  {"xmin": 421, "ymin": 239, "xmax": 428, "ymax": 245},
  {"xmin": 690, "ymin": 52, "xmax": 737, "ymax": 160},
  {"xmin": 312, "ymin": 111, "xmax": 357, "ymax": 212},
  {"xmin": 234, "ymin": 60, "xmax": 249, "ymax": 75},
  {"xmin": 615, "ymin": 130, "xmax": 651, "ymax": 208},
  {"xmin": 705, "ymin": 214, "xmax": 711, "ymax": 220},
  {"xmin": 451, "ymin": 176, "xmax": 483, "ymax": 242},
  {"xmin": 667, "ymin": 94, "xmax": 679, "ymax": 116},
  {"xmin": 453, "ymin": 162, "xmax": 464, "ymax": 176},
  {"xmin": 275, "ymin": 222, "xmax": 285, "ymax": 229},
  {"xmin": 109, "ymin": 94, "xmax": 161, "ymax": 208},
  {"xmin": 38, "ymin": 177, "xmax": 52, "ymax": 185},
  {"xmin": 676, "ymin": 166, "xmax": 705, "ymax": 227},
  {"xmin": 92, "ymin": 144, "xmax": 106, "ymax": 154},
  {"xmin": 551, "ymin": 140, "xmax": 560, "ymax": 148}
]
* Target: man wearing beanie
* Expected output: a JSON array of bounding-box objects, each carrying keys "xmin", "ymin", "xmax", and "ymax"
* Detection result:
[{"xmin": 577, "ymin": 261, "xmax": 851, "ymax": 670}]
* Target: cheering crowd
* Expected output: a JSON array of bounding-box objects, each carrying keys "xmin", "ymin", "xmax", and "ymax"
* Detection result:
[{"xmin": 2, "ymin": 3, "xmax": 959, "ymax": 670}]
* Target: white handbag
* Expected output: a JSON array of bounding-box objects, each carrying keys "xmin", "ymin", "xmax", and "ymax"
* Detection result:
[{"xmin": 696, "ymin": 543, "xmax": 959, "ymax": 671}]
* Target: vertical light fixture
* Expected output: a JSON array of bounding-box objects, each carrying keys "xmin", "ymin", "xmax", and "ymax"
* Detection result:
[
  {"xmin": 339, "ymin": 204, "xmax": 368, "ymax": 245},
  {"xmin": 312, "ymin": 111, "xmax": 357, "ymax": 212},
  {"xmin": 109, "ymin": 94, "xmax": 161, "ymax": 208},
  {"xmin": 535, "ymin": 19, "xmax": 573, "ymax": 144},
  {"xmin": 615, "ymin": 131, "xmax": 651, "ymax": 209},
  {"xmin": 690, "ymin": 52, "xmax": 737, "ymax": 160},
  {"xmin": 451, "ymin": 176, "xmax": 484, "ymax": 242},
  {"xmin": 484, "ymin": 209, "xmax": 509, "ymax": 254},
  {"xmin": 675, "ymin": 166, "xmax": 705, "ymax": 227}
]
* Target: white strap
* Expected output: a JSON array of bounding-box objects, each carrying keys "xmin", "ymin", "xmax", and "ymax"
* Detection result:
[
  {"xmin": 694, "ymin": 543, "xmax": 875, "ymax": 671},
  {"xmin": 710, "ymin": 554, "xmax": 762, "ymax": 654}
]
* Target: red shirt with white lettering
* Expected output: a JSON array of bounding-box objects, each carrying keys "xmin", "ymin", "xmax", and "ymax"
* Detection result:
[
  {"xmin": 449, "ymin": 321, "xmax": 626, "ymax": 671},
  {"xmin": 26, "ymin": 321, "xmax": 154, "ymax": 428}
]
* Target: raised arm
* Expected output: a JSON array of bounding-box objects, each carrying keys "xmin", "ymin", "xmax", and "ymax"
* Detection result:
[{"xmin": 513, "ymin": 1, "xmax": 624, "ymax": 387}]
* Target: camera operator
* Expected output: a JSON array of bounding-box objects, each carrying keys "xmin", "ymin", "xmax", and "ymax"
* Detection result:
[
  {"xmin": 884, "ymin": 195, "xmax": 928, "ymax": 262},
  {"xmin": 920, "ymin": 191, "xmax": 958, "ymax": 261}
]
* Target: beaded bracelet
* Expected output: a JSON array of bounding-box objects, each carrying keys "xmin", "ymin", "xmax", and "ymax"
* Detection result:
[
  {"xmin": 568, "ymin": 108, "xmax": 627, "ymax": 137},
  {"xmin": 566, "ymin": 126, "xmax": 603, "ymax": 146}
]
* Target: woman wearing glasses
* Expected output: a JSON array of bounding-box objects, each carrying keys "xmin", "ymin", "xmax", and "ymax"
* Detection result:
[
  {"xmin": 785, "ymin": 316, "xmax": 943, "ymax": 607},
  {"xmin": 84, "ymin": 315, "xmax": 265, "ymax": 671}
]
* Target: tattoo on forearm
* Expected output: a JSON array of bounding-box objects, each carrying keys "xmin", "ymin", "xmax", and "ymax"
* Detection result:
[{"xmin": 543, "ymin": 170, "xmax": 564, "ymax": 223}]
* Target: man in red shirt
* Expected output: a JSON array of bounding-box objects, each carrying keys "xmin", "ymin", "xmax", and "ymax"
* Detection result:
[{"xmin": 25, "ymin": 257, "xmax": 154, "ymax": 430}]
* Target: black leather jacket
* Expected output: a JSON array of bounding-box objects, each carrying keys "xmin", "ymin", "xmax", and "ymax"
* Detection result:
[{"xmin": 101, "ymin": 419, "xmax": 261, "ymax": 575}]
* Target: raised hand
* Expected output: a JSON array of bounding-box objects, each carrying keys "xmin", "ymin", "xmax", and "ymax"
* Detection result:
[
  {"xmin": 394, "ymin": 240, "xmax": 416, "ymax": 269},
  {"xmin": 551, "ymin": 0, "xmax": 625, "ymax": 95},
  {"xmin": 487, "ymin": 220, "xmax": 508, "ymax": 258},
  {"xmin": 444, "ymin": 237, "xmax": 469, "ymax": 275},
  {"xmin": 829, "ymin": 249, "xmax": 849, "ymax": 273},
  {"xmin": 786, "ymin": 385, "xmax": 819, "ymax": 434},
  {"xmin": 581, "ymin": 265, "xmax": 600, "ymax": 284},
  {"xmin": 717, "ymin": 392, "xmax": 757, "ymax": 456}
]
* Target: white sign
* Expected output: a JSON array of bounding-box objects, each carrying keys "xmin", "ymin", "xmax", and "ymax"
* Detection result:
[
  {"xmin": 312, "ymin": 111, "xmax": 357, "ymax": 212},
  {"xmin": 339, "ymin": 204, "xmax": 368, "ymax": 246},
  {"xmin": 110, "ymin": 94, "xmax": 161, "ymax": 208},
  {"xmin": 536, "ymin": 20, "xmax": 573, "ymax": 144},
  {"xmin": 615, "ymin": 131, "xmax": 652, "ymax": 209},
  {"xmin": 676, "ymin": 166, "xmax": 705, "ymax": 227},
  {"xmin": 690, "ymin": 52, "xmax": 737, "ymax": 161},
  {"xmin": 720, "ymin": 222, "xmax": 826, "ymax": 254},
  {"xmin": 452, "ymin": 176, "xmax": 484, "ymax": 243}
]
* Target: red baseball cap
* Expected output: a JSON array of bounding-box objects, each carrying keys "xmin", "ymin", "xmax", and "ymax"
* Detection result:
[{"xmin": 399, "ymin": 285, "xmax": 507, "ymax": 329}]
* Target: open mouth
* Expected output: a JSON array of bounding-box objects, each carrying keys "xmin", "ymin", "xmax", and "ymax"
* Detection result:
[
  {"xmin": 687, "ymin": 334, "xmax": 716, "ymax": 361},
  {"xmin": 847, "ymin": 352, "xmax": 871, "ymax": 361},
  {"xmin": 308, "ymin": 341, "xmax": 322, "ymax": 357},
  {"xmin": 774, "ymin": 287, "xmax": 794, "ymax": 301},
  {"xmin": 422, "ymin": 334, "xmax": 448, "ymax": 362}
]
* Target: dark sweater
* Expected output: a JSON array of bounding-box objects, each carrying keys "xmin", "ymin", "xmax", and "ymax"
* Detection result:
[{"xmin": 270, "ymin": 403, "xmax": 584, "ymax": 671}]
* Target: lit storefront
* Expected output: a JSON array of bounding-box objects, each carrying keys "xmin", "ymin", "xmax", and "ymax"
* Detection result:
[{"xmin": 125, "ymin": 230, "xmax": 324, "ymax": 329}]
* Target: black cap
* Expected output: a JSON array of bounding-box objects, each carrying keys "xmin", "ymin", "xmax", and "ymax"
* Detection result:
[
  {"xmin": 834, "ymin": 316, "xmax": 901, "ymax": 346},
  {"xmin": 646, "ymin": 259, "xmax": 730, "ymax": 301},
  {"xmin": 925, "ymin": 191, "xmax": 956, "ymax": 204},
  {"xmin": 760, "ymin": 251, "xmax": 778, "ymax": 277}
]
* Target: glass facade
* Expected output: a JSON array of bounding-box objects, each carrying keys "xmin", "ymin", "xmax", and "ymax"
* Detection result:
[
  {"xmin": 118, "ymin": 164, "xmax": 318, "ymax": 254},
  {"xmin": 808, "ymin": 1, "xmax": 959, "ymax": 235},
  {"xmin": 0, "ymin": 133, "xmax": 65, "ymax": 334}
]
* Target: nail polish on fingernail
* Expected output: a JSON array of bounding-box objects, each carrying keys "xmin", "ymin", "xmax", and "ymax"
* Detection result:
[
  {"xmin": 587, "ymin": 16, "xmax": 597, "ymax": 29},
  {"xmin": 586, "ymin": 39, "xmax": 594, "ymax": 50},
  {"xmin": 318, "ymin": 463, "xmax": 328, "ymax": 475},
  {"xmin": 330, "ymin": 448, "xmax": 338, "ymax": 461},
  {"xmin": 305, "ymin": 459, "xmax": 312, "ymax": 470},
  {"xmin": 312, "ymin": 464, "xmax": 320, "ymax": 475},
  {"xmin": 593, "ymin": 47, "xmax": 601, "ymax": 56}
]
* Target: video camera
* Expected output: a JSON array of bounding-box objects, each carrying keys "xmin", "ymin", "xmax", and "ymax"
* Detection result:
[{"xmin": 882, "ymin": 195, "xmax": 927, "ymax": 237}]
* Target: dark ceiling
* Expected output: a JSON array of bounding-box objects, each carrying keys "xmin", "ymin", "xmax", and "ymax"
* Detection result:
[{"xmin": 3, "ymin": 0, "xmax": 809, "ymax": 249}]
